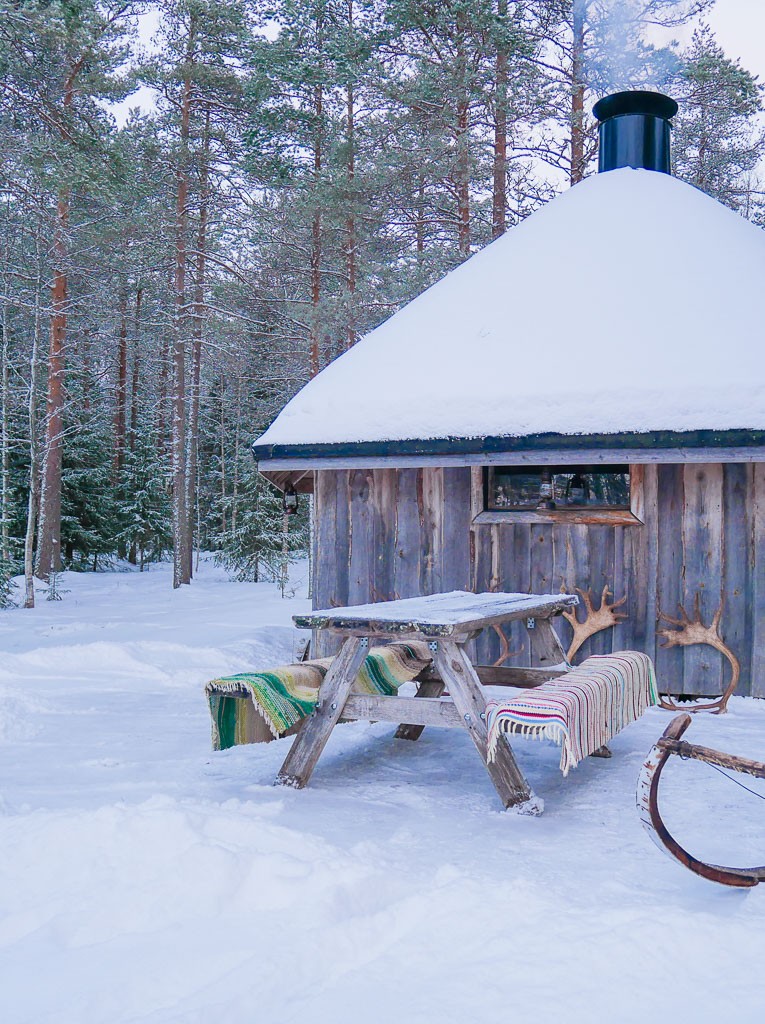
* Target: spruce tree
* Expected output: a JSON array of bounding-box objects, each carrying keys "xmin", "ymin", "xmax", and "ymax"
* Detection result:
[
  {"xmin": 115, "ymin": 427, "xmax": 172, "ymax": 570},
  {"xmin": 60, "ymin": 391, "xmax": 119, "ymax": 571},
  {"xmin": 213, "ymin": 453, "xmax": 309, "ymax": 585},
  {"xmin": 0, "ymin": 557, "xmax": 14, "ymax": 608}
]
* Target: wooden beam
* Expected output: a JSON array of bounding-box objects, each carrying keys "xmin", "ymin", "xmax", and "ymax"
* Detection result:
[
  {"xmin": 432, "ymin": 641, "xmax": 540, "ymax": 812},
  {"xmin": 474, "ymin": 664, "xmax": 568, "ymax": 686},
  {"xmin": 275, "ymin": 636, "xmax": 368, "ymax": 789},
  {"xmin": 341, "ymin": 693, "xmax": 462, "ymax": 728},
  {"xmin": 258, "ymin": 468, "xmax": 314, "ymax": 494},
  {"xmin": 414, "ymin": 664, "xmax": 568, "ymax": 687},
  {"xmin": 473, "ymin": 509, "xmax": 640, "ymax": 527},
  {"xmin": 394, "ymin": 679, "xmax": 446, "ymax": 740},
  {"xmin": 294, "ymin": 594, "xmax": 578, "ymax": 638},
  {"xmin": 257, "ymin": 446, "xmax": 765, "ymax": 474}
]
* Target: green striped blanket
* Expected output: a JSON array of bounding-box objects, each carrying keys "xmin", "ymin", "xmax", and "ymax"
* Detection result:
[{"xmin": 206, "ymin": 641, "xmax": 432, "ymax": 750}]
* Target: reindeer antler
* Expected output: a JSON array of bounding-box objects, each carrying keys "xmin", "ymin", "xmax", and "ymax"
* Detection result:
[
  {"xmin": 561, "ymin": 585, "xmax": 628, "ymax": 662},
  {"xmin": 491, "ymin": 624, "xmax": 524, "ymax": 667},
  {"xmin": 657, "ymin": 594, "xmax": 740, "ymax": 714}
]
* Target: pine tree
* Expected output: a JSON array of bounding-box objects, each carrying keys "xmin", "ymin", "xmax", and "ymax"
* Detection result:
[
  {"xmin": 0, "ymin": 0, "xmax": 141, "ymax": 579},
  {"xmin": 673, "ymin": 24, "xmax": 765, "ymax": 216},
  {"xmin": 533, "ymin": 0, "xmax": 712, "ymax": 183}
]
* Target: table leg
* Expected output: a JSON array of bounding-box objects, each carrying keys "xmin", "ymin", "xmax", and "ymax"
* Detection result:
[
  {"xmin": 527, "ymin": 616, "xmax": 569, "ymax": 669},
  {"xmin": 433, "ymin": 641, "xmax": 542, "ymax": 814},
  {"xmin": 275, "ymin": 636, "xmax": 369, "ymax": 789}
]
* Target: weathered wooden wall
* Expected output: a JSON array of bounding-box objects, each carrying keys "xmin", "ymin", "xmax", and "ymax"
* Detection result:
[{"xmin": 312, "ymin": 464, "xmax": 765, "ymax": 698}]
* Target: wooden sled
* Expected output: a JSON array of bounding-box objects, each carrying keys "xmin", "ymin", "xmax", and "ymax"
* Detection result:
[{"xmin": 637, "ymin": 713, "xmax": 765, "ymax": 888}]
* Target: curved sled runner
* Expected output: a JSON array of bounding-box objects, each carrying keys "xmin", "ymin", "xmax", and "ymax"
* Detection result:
[{"xmin": 637, "ymin": 713, "xmax": 765, "ymax": 888}]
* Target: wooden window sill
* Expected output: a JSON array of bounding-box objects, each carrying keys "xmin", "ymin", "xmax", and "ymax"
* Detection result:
[{"xmin": 473, "ymin": 509, "xmax": 642, "ymax": 526}]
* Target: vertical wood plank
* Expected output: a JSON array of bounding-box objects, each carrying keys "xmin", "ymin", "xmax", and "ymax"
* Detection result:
[
  {"xmin": 372, "ymin": 469, "xmax": 398, "ymax": 600},
  {"xmin": 681, "ymin": 464, "xmax": 724, "ymax": 696},
  {"xmin": 419, "ymin": 468, "xmax": 444, "ymax": 595},
  {"xmin": 393, "ymin": 469, "xmax": 421, "ymax": 599},
  {"xmin": 611, "ymin": 525, "xmax": 628, "ymax": 651},
  {"xmin": 612, "ymin": 464, "xmax": 647, "ymax": 654},
  {"xmin": 587, "ymin": 525, "xmax": 616, "ymax": 656},
  {"xmin": 636, "ymin": 464, "xmax": 659, "ymax": 660},
  {"xmin": 498, "ymin": 523, "xmax": 532, "ymax": 666},
  {"xmin": 556, "ymin": 522, "xmax": 590, "ymax": 661},
  {"xmin": 441, "ymin": 468, "xmax": 472, "ymax": 592},
  {"xmin": 752, "ymin": 463, "xmax": 765, "ymax": 698},
  {"xmin": 334, "ymin": 471, "xmax": 350, "ymax": 608},
  {"xmin": 348, "ymin": 468, "xmax": 374, "ymax": 606},
  {"xmin": 529, "ymin": 524, "xmax": 554, "ymax": 595},
  {"xmin": 655, "ymin": 465, "xmax": 684, "ymax": 695},
  {"xmin": 722, "ymin": 463, "xmax": 751, "ymax": 696},
  {"xmin": 471, "ymin": 520, "xmax": 494, "ymax": 664},
  {"xmin": 313, "ymin": 471, "xmax": 339, "ymax": 657}
]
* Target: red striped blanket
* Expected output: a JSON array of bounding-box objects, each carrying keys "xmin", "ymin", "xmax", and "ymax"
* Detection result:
[{"xmin": 486, "ymin": 652, "xmax": 659, "ymax": 776}]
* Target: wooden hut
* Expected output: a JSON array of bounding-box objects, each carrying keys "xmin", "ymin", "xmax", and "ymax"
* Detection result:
[{"xmin": 253, "ymin": 92, "xmax": 765, "ymax": 701}]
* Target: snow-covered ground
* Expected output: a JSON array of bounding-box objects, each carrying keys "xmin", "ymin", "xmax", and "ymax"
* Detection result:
[{"xmin": 1, "ymin": 560, "xmax": 764, "ymax": 1024}]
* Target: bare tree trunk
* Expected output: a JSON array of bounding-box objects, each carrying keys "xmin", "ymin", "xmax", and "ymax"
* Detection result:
[
  {"xmin": 345, "ymin": 77, "xmax": 356, "ymax": 351},
  {"xmin": 416, "ymin": 173, "xmax": 425, "ymax": 263},
  {"xmin": 171, "ymin": 24, "xmax": 195, "ymax": 588},
  {"xmin": 113, "ymin": 287, "xmax": 128, "ymax": 477},
  {"xmin": 455, "ymin": 15, "xmax": 471, "ymax": 256},
  {"xmin": 36, "ymin": 187, "xmax": 69, "ymax": 580},
  {"xmin": 492, "ymin": 0, "xmax": 508, "ymax": 240},
  {"xmin": 24, "ymin": 240, "xmax": 44, "ymax": 608},
  {"xmin": 127, "ymin": 287, "xmax": 142, "ymax": 566},
  {"xmin": 81, "ymin": 326, "xmax": 92, "ymax": 412},
  {"xmin": 219, "ymin": 382, "xmax": 226, "ymax": 536},
  {"xmin": 1, "ymin": 279, "xmax": 10, "ymax": 565},
  {"xmin": 157, "ymin": 332, "xmax": 169, "ymax": 450},
  {"xmin": 185, "ymin": 111, "xmax": 209, "ymax": 579},
  {"xmin": 130, "ymin": 287, "xmax": 142, "ymax": 445},
  {"xmin": 570, "ymin": 1, "xmax": 586, "ymax": 185},
  {"xmin": 280, "ymin": 510, "xmax": 289, "ymax": 598},
  {"xmin": 310, "ymin": 78, "xmax": 323, "ymax": 377},
  {"xmin": 231, "ymin": 371, "xmax": 241, "ymax": 538}
]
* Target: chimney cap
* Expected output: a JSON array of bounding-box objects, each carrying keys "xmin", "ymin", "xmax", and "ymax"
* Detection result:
[{"xmin": 593, "ymin": 90, "xmax": 678, "ymax": 123}]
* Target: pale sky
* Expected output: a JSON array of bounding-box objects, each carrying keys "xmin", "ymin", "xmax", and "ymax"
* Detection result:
[
  {"xmin": 112, "ymin": 1, "xmax": 765, "ymax": 126},
  {"xmin": 706, "ymin": 0, "xmax": 765, "ymax": 82}
]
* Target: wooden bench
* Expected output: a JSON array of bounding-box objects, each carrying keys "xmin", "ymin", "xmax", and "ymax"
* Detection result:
[{"xmin": 277, "ymin": 591, "xmax": 581, "ymax": 814}]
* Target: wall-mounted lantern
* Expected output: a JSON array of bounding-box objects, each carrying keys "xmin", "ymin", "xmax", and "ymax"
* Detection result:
[{"xmin": 283, "ymin": 484, "xmax": 299, "ymax": 516}]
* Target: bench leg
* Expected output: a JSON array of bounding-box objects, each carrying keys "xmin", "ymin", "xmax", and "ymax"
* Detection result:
[
  {"xmin": 433, "ymin": 641, "xmax": 542, "ymax": 814},
  {"xmin": 275, "ymin": 636, "xmax": 369, "ymax": 789},
  {"xmin": 394, "ymin": 679, "xmax": 446, "ymax": 741}
]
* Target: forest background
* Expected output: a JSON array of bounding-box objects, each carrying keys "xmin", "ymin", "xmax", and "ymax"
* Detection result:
[{"xmin": 1, "ymin": 0, "xmax": 763, "ymax": 606}]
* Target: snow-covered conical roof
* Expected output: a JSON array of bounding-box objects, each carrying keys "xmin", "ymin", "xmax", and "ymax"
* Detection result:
[{"xmin": 255, "ymin": 169, "xmax": 765, "ymax": 455}]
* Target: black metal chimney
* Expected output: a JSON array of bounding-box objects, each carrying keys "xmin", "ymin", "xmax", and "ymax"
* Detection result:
[{"xmin": 593, "ymin": 90, "xmax": 678, "ymax": 174}]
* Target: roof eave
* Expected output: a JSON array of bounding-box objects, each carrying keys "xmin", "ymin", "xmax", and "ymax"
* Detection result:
[{"xmin": 253, "ymin": 428, "xmax": 765, "ymax": 467}]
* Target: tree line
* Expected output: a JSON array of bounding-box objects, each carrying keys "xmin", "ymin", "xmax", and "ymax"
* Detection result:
[{"xmin": 1, "ymin": 0, "xmax": 762, "ymax": 605}]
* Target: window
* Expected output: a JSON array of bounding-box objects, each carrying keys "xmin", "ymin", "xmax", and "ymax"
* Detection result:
[
  {"xmin": 474, "ymin": 465, "xmax": 642, "ymax": 525},
  {"xmin": 488, "ymin": 465, "xmax": 630, "ymax": 511}
]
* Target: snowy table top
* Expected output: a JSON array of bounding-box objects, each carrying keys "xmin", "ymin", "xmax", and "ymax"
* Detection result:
[{"xmin": 293, "ymin": 591, "xmax": 579, "ymax": 638}]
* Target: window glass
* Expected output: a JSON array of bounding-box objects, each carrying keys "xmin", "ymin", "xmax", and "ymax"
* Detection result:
[{"xmin": 487, "ymin": 466, "xmax": 630, "ymax": 511}]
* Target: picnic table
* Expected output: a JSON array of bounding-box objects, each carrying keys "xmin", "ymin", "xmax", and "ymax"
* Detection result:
[{"xmin": 276, "ymin": 591, "xmax": 580, "ymax": 813}]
